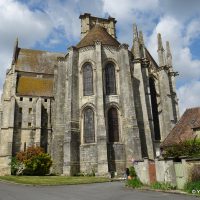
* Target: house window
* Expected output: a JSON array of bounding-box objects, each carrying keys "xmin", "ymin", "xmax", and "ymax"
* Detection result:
[
  {"xmin": 44, "ymin": 99, "xmax": 47, "ymax": 102},
  {"xmin": 83, "ymin": 63, "xmax": 93, "ymax": 96},
  {"xmin": 29, "ymin": 98, "xmax": 32, "ymax": 102},
  {"xmin": 20, "ymin": 97, "xmax": 23, "ymax": 101},
  {"xmin": 108, "ymin": 107, "xmax": 119, "ymax": 142},
  {"xmin": 84, "ymin": 107, "xmax": 95, "ymax": 143},
  {"xmin": 29, "ymin": 108, "xmax": 32, "ymax": 114},
  {"xmin": 18, "ymin": 122, "xmax": 22, "ymax": 127},
  {"xmin": 105, "ymin": 63, "xmax": 116, "ymax": 95},
  {"xmin": 28, "ymin": 122, "xmax": 31, "ymax": 127},
  {"xmin": 19, "ymin": 107, "xmax": 22, "ymax": 113}
]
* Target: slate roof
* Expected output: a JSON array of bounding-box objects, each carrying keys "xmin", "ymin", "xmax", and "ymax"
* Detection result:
[
  {"xmin": 161, "ymin": 107, "xmax": 200, "ymax": 147},
  {"xmin": 76, "ymin": 25, "xmax": 120, "ymax": 48},
  {"xmin": 16, "ymin": 76, "xmax": 53, "ymax": 97},
  {"xmin": 15, "ymin": 48, "xmax": 64, "ymax": 74}
]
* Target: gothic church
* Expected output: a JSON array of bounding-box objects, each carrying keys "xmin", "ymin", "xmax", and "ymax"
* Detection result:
[{"xmin": 0, "ymin": 13, "xmax": 179, "ymax": 175}]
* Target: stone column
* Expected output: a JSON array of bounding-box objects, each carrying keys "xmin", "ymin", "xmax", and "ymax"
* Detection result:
[
  {"xmin": 95, "ymin": 41, "xmax": 109, "ymax": 175},
  {"xmin": 132, "ymin": 59, "xmax": 154, "ymax": 159},
  {"xmin": 118, "ymin": 44, "xmax": 142, "ymax": 165},
  {"xmin": 63, "ymin": 47, "xmax": 80, "ymax": 176},
  {"xmin": 35, "ymin": 97, "xmax": 41, "ymax": 146},
  {"xmin": 51, "ymin": 57, "xmax": 66, "ymax": 174}
]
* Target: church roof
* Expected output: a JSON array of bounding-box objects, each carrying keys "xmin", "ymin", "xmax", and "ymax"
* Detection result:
[
  {"xmin": 161, "ymin": 107, "xmax": 200, "ymax": 147},
  {"xmin": 76, "ymin": 25, "xmax": 120, "ymax": 48},
  {"xmin": 16, "ymin": 76, "xmax": 53, "ymax": 97},
  {"xmin": 15, "ymin": 48, "xmax": 64, "ymax": 74}
]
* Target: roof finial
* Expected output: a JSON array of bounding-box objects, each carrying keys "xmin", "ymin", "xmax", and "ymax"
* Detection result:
[
  {"xmin": 166, "ymin": 41, "xmax": 172, "ymax": 66},
  {"xmin": 157, "ymin": 33, "xmax": 166, "ymax": 67}
]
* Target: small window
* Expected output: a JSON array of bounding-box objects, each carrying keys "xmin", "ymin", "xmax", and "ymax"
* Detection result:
[
  {"xmin": 28, "ymin": 122, "xmax": 31, "ymax": 127},
  {"xmin": 24, "ymin": 142, "xmax": 26, "ymax": 151},
  {"xmin": 19, "ymin": 107, "xmax": 22, "ymax": 113},
  {"xmin": 44, "ymin": 99, "xmax": 47, "ymax": 102},
  {"xmin": 20, "ymin": 97, "xmax": 23, "ymax": 101},
  {"xmin": 105, "ymin": 63, "xmax": 116, "ymax": 95},
  {"xmin": 29, "ymin": 108, "xmax": 32, "ymax": 114},
  {"xmin": 83, "ymin": 63, "xmax": 93, "ymax": 96},
  {"xmin": 18, "ymin": 122, "xmax": 22, "ymax": 127},
  {"xmin": 29, "ymin": 98, "xmax": 32, "ymax": 102},
  {"xmin": 84, "ymin": 107, "xmax": 95, "ymax": 143}
]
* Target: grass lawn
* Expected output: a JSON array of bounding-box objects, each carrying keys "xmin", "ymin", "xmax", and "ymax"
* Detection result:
[{"xmin": 0, "ymin": 176, "xmax": 110, "ymax": 185}]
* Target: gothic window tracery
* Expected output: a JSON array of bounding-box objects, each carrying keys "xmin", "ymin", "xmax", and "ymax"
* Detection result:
[
  {"xmin": 83, "ymin": 63, "xmax": 93, "ymax": 96},
  {"xmin": 105, "ymin": 63, "xmax": 116, "ymax": 95},
  {"xmin": 84, "ymin": 107, "xmax": 95, "ymax": 143},
  {"xmin": 108, "ymin": 107, "xmax": 119, "ymax": 142}
]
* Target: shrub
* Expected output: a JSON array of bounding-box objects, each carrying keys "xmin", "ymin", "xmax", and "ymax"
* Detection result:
[
  {"xmin": 163, "ymin": 138, "xmax": 200, "ymax": 159},
  {"xmin": 150, "ymin": 182, "xmax": 176, "ymax": 190},
  {"xmin": 189, "ymin": 165, "xmax": 200, "ymax": 182},
  {"xmin": 126, "ymin": 178, "xmax": 143, "ymax": 188},
  {"xmin": 129, "ymin": 166, "xmax": 137, "ymax": 178},
  {"xmin": 184, "ymin": 181, "xmax": 200, "ymax": 195},
  {"xmin": 10, "ymin": 157, "xmax": 23, "ymax": 175},
  {"xmin": 14, "ymin": 146, "xmax": 52, "ymax": 175}
]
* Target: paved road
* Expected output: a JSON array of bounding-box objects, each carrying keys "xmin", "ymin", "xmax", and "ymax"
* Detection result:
[{"xmin": 0, "ymin": 181, "xmax": 198, "ymax": 200}]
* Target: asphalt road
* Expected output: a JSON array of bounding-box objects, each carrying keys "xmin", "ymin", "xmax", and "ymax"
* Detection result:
[{"xmin": 0, "ymin": 181, "xmax": 198, "ymax": 200}]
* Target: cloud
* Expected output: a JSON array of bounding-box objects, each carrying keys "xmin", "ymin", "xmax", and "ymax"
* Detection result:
[
  {"xmin": 178, "ymin": 81, "xmax": 200, "ymax": 114},
  {"xmin": 0, "ymin": 0, "xmax": 53, "ymax": 92}
]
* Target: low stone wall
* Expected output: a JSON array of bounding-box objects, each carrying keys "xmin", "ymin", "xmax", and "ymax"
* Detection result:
[
  {"xmin": 0, "ymin": 156, "xmax": 11, "ymax": 175},
  {"xmin": 133, "ymin": 157, "xmax": 200, "ymax": 189}
]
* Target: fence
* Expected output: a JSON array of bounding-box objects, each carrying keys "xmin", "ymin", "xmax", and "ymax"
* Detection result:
[{"xmin": 133, "ymin": 157, "xmax": 200, "ymax": 189}]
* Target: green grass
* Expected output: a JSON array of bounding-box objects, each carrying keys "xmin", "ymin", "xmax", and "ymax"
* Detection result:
[
  {"xmin": 150, "ymin": 182, "xmax": 176, "ymax": 190},
  {"xmin": 126, "ymin": 178, "xmax": 143, "ymax": 188},
  {"xmin": 0, "ymin": 176, "xmax": 110, "ymax": 185},
  {"xmin": 184, "ymin": 181, "xmax": 200, "ymax": 195}
]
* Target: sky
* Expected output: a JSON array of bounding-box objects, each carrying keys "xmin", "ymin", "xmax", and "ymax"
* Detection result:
[{"xmin": 0, "ymin": 0, "xmax": 200, "ymax": 114}]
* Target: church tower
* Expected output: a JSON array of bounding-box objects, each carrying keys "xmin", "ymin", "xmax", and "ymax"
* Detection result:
[{"xmin": 0, "ymin": 14, "xmax": 179, "ymax": 176}]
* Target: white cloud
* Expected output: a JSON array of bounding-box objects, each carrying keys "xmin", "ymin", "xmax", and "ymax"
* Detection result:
[
  {"xmin": 0, "ymin": 0, "xmax": 53, "ymax": 92},
  {"xmin": 178, "ymin": 81, "xmax": 200, "ymax": 114}
]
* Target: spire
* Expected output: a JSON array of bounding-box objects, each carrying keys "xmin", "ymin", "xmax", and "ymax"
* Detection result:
[
  {"xmin": 157, "ymin": 33, "xmax": 164, "ymax": 51},
  {"xmin": 132, "ymin": 23, "xmax": 140, "ymax": 59},
  {"xmin": 157, "ymin": 33, "xmax": 166, "ymax": 67},
  {"xmin": 139, "ymin": 30, "xmax": 146, "ymax": 58},
  {"xmin": 12, "ymin": 37, "xmax": 19, "ymax": 65},
  {"xmin": 166, "ymin": 41, "xmax": 172, "ymax": 67}
]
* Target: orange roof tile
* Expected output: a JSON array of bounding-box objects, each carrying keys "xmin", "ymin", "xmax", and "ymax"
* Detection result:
[
  {"xmin": 76, "ymin": 25, "xmax": 120, "ymax": 48},
  {"xmin": 161, "ymin": 107, "xmax": 200, "ymax": 147},
  {"xmin": 15, "ymin": 48, "xmax": 64, "ymax": 74},
  {"xmin": 17, "ymin": 76, "xmax": 53, "ymax": 97}
]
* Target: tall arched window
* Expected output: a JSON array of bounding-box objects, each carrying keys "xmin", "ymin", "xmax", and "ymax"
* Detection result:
[
  {"xmin": 84, "ymin": 107, "xmax": 95, "ymax": 143},
  {"xmin": 108, "ymin": 107, "xmax": 119, "ymax": 142},
  {"xmin": 83, "ymin": 63, "xmax": 93, "ymax": 96},
  {"xmin": 105, "ymin": 63, "xmax": 116, "ymax": 95}
]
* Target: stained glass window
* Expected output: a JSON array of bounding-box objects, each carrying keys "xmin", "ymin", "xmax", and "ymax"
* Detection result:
[
  {"xmin": 108, "ymin": 107, "xmax": 119, "ymax": 142},
  {"xmin": 84, "ymin": 107, "xmax": 95, "ymax": 143},
  {"xmin": 105, "ymin": 63, "xmax": 116, "ymax": 95},
  {"xmin": 83, "ymin": 63, "xmax": 93, "ymax": 96}
]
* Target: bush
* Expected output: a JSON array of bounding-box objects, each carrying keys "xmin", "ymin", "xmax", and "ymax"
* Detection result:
[
  {"xmin": 163, "ymin": 138, "xmax": 200, "ymax": 159},
  {"xmin": 129, "ymin": 166, "xmax": 137, "ymax": 177},
  {"xmin": 10, "ymin": 157, "xmax": 23, "ymax": 175},
  {"xmin": 150, "ymin": 182, "xmax": 176, "ymax": 190},
  {"xmin": 126, "ymin": 178, "xmax": 143, "ymax": 188},
  {"xmin": 189, "ymin": 165, "xmax": 200, "ymax": 182},
  {"xmin": 13, "ymin": 146, "xmax": 52, "ymax": 175},
  {"xmin": 184, "ymin": 181, "xmax": 200, "ymax": 195}
]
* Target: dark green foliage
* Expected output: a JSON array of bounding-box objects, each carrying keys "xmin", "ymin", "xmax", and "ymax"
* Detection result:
[
  {"xmin": 129, "ymin": 166, "xmax": 137, "ymax": 177},
  {"xmin": 189, "ymin": 165, "xmax": 200, "ymax": 182},
  {"xmin": 150, "ymin": 182, "xmax": 176, "ymax": 190},
  {"xmin": 126, "ymin": 178, "xmax": 143, "ymax": 188},
  {"xmin": 10, "ymin": 157, "xmax": 22, "ymax": 175},
  {"xmin": 184, "ymin": 181, "xmax": 200, "ymax": 195},
  {"xmin": 12, "ymin": 146, "xmax": 52, "ymax": 176},
  {"xmin": 163, "ymin": 139, "xmax": 200, "ymax": 159}
]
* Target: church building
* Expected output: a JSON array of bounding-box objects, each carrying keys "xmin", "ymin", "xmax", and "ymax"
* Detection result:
[{"xmin": 0, "ymin": 13, "xmax": 179, "ymax": 175}]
